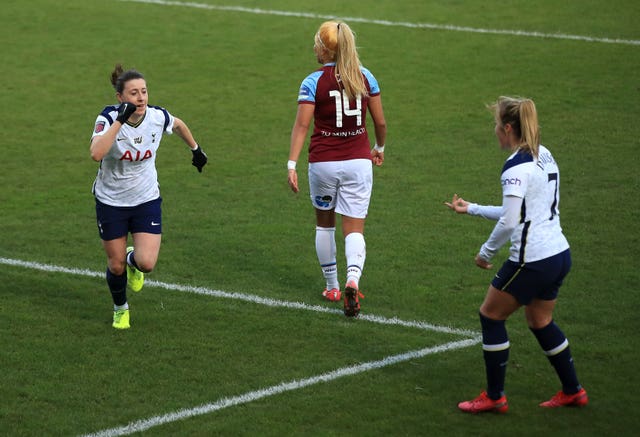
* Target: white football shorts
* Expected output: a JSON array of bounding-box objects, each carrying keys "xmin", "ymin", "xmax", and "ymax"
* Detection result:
[{"xmin": 308, "ymin": 159, "xmax": 373, "ymax": 219}]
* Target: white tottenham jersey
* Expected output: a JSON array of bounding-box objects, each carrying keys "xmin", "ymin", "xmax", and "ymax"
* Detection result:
[
  {"xmin": 91, "ymin": 105, "xmax": 174, "ymax": 207},
  {"xmin": 499, "ymin": 145, "xmax": 569, "ymax": 263}
]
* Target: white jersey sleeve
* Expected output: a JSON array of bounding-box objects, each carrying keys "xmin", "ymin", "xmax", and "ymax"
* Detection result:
[
  {"xmin": 467, "ymin": 203, "xmax": 502, "ymax": 220},
  {"xmin": 477, "ymin": 195, "xmax": 523, "ymax": 261}
]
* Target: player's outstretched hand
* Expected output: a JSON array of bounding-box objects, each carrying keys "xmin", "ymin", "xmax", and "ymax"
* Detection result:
[
  {"xmin": 444, "ymin": 194, "xmax": 469, "ymax": 214},
  {"xmin": 191, "ymin": 146, "xmax": 208, "ymax": 172},
  {"xmin": 116, "ymin": 102, "xmax": 137, "ymax": 124}
]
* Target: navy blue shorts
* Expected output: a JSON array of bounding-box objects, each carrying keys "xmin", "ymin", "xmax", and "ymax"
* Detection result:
[
  {"xmin": 491, "ymin": 249, "xmax": 572, "ymax": 305},
  {"xmin": 95, "ymin": 197, "xmax": 162, "ymax": 241}
]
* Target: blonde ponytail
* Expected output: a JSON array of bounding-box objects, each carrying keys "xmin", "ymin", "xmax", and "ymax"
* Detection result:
[
  {"xmin": 491, "ymin": 96, "xmax": 540, "ymax": 157},
  {"xmin": 518, "ymin": 99, "xmax": 540, "ymax": 157},
  {"xmin": 316, "ymin": 21, "xmax": 367, "ymax": 100}
]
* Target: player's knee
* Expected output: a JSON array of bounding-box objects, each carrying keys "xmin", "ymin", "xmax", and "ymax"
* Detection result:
[
  {"xmin": 526, "ymin": 315, "xmax": 553, "ymax": 330},
  {"xmin": 135, "ymin": 255, "xmax": 157, "ymax": 273},
  {"xmin": 108, "ymin": 259, "xmax": 126, "ymax": 276},
  {"xmin": 525, "ymin": 306, "xmax": 554, "ymax": 329},
  {"xmin": 136, "ymin": 260, "xmax": 155, "ymax": 273}
]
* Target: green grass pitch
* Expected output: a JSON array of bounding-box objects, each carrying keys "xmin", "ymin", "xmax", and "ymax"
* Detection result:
[{"xmin": 1, "ymin": 0, "xmax": 639, "ymax": 435}]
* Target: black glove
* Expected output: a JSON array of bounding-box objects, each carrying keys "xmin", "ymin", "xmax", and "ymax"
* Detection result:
[
  {"xmin": 191, "ymin": 146, "xmax": 208, "ymax": 173},
  {"xmin": 116, "ymin": 102, "xmax": 137, "ymax": 124}
]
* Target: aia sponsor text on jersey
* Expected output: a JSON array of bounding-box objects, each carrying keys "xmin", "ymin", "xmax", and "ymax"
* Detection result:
[{"xmin": 120, "ymin": 149, "xmax": 153, "ymax": 162}]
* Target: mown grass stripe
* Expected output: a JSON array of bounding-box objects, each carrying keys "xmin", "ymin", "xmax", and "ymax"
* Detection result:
[
  {"xmin": 1, "ymin": 255, "xmax": 480, "ymax": 435},
  {"xmin": 0, "ymin": 257, "xmax": 478, "ymax": 336},
  {"xmin": 80, "ymin": 338, "xmax": 480, "ymax": 437},
  {"xmin": 120, "ymin": 0, "xmax": 640, "ymax": 46}
]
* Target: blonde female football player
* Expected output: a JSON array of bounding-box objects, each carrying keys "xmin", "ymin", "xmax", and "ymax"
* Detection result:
[
  {"xmin": 287, "ymin": 21, "xmax": 387, "ymax": 317},
  {"xmin": 445, "ymin": 96, "xmax": 588, "ymax": 412},
  {"xmin": 90, "ymin": 64, "xmax": 208, "ymax": 329}
]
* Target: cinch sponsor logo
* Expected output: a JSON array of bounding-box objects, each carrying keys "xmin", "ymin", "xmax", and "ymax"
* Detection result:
[{"xmin": 501, "ymin": 177, "xmax": 521, "ymax": 186}]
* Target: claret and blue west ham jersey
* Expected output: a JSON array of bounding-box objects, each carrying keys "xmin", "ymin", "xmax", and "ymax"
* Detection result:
[
  {"xmin": 91, "ymin": 105, "xmax": 174, "ymax": 207},
  {"xmin": 501, "ymin": 145, "xmax": 569, "ymax": 262},
  {"xmin": 297, "ymin": 63, "xmax": 380, "ymax": 163}
]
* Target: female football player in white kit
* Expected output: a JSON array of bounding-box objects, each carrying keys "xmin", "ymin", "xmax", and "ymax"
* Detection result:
[
  {"xmin": 287, "ymin": 20, "xmax": 387, "ymax": 317},
  {"xmin": 90, "ymin": 64, "xmax": 208, "ymax": 329},
  {"xmin": 446, "ymin": 96, "xmax": 588, "ymax": 412}
]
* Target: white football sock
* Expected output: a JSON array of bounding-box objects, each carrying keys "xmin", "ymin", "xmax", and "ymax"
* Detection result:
[
  {"xmin": 345, "ymin": 232, "xmax": 366, "ymax": 286},
  {"xmin": 316, "ymin": 226, "xmax": 339, "ymax": 290}
]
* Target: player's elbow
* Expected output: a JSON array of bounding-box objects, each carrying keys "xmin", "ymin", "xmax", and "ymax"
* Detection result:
[
  {"xmin": 499, "ymin": 218, "xmax": 518, "ymax": 233},
  {"xmin": 173, "ymin": 117, "xmax": 186, "ymax": 134},
  {"xmin": 90, "ymin": 147, "xmax": 105, "ymax": 162},
  {"xmin": 294, "ymin": 121, "xmax": 311, "ymax": 134}
]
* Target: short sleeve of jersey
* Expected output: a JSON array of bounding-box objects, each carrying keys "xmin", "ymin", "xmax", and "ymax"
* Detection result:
[
  {"xmin": 91, "ymin": 105, "xmax": 118, "ymax": 141},
  {"xmin": 92, "ymin": 116, "xmax": 109, "ymax": 140},
  {"xmin": 298, "ymin": 71, "xmax": 323, "ymax": 103},
  {"xmin": 501, "ymin": 152, "xmax": 532, "ymax": 198},
  {"xmin": 360, "ymin": 67, "xmax": 380, "ymax": 96},
  {"xmin": 150, "ymin": 105, "xmax": 174, "ymax": 134}
]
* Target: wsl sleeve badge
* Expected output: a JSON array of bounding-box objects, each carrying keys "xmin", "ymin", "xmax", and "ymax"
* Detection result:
[{"xmin": 94, "ymin": 121, "xmax": 106, "ymax": 133}]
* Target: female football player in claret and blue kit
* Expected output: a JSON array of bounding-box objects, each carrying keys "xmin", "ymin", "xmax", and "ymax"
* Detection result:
[
  {"xmin": 90, "ymin": 64, "xmax": 208, "ymax": 329},
  {"xmin": 287, "ymin": 20, "xmax": 387, "ymax": 317},
  {"xmin": 445, "ymin": 96, "xmax": 588, "ymax": 412}
]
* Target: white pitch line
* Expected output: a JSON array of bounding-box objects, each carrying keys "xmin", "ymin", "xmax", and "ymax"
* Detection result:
[
  {"xmin": 0, "ymin": 256, "xmax": 479, "ymax": 337},
  {"xmin": 79, "ymin": 337, "xmax": 480, "ymax": 437},
  {"xmin": 2, "ymin": 256, "xmax": 481, "ymax": 435},
  {"xmin": 118, "ymin": 0, "xmax": 640, "ymax": 46},
  {"xmin": 0, "ymin": 257, "xmax": 104, "ymax": 279}
]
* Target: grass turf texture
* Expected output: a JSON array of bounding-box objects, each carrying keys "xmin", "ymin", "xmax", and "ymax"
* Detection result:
[{"xmin": 1, "ymin": 0, "xmax": 639, "ymax": 435}]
